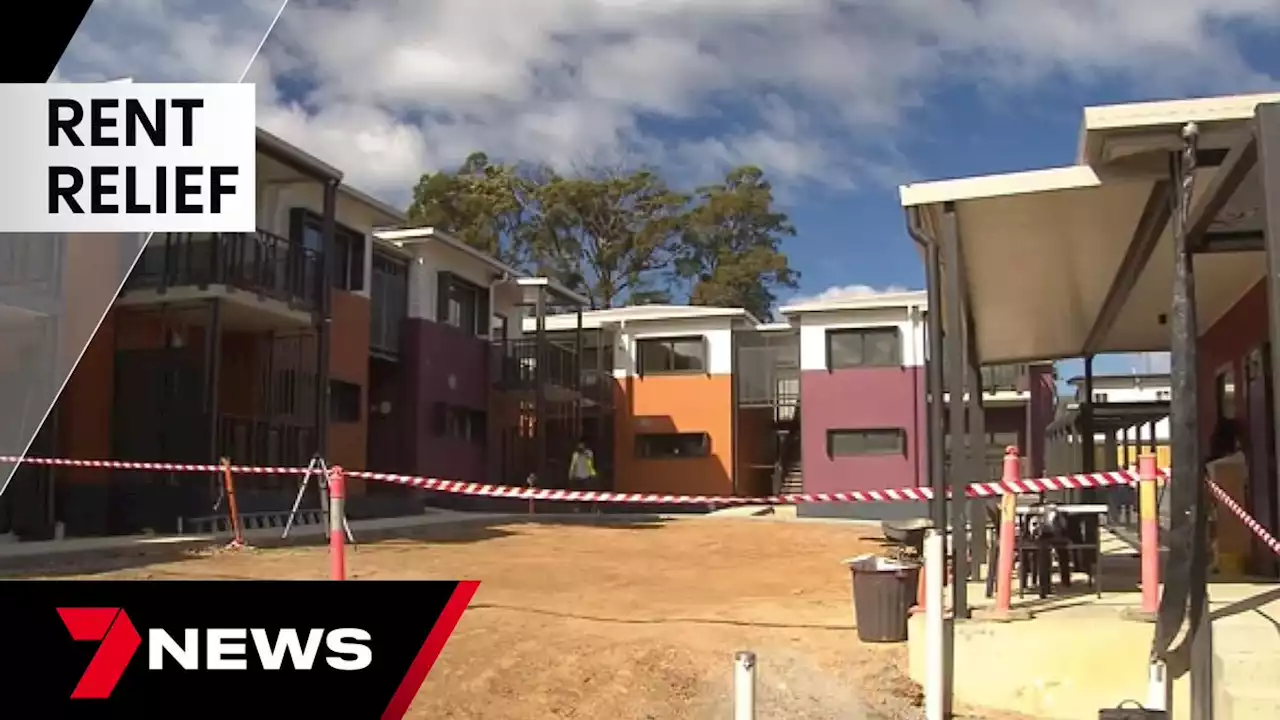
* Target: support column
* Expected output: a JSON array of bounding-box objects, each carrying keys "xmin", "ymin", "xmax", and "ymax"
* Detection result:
[
  {"xmin": 967, "ymin": 359, "xmax": 988, "ymax": 583},
  {"xmin": 925, "ymin": 230, "xmax": 947, "ymax": 536},
  {"xmin": 534, "ymin": 289, "xmax": 547, "ymax": 484},
  {"xmin": 315, "ymin": 178, "xmax": 338, "ymax": 460},
  {"xmin": 941, "ymin": 202, "xmax": 971, "ymax": 619},
  {"xmin": 203, "ymin": 299, "xmax": 223, "ymax": 514},
  {"xmin": 1258, "ymin": 102, "xmax": 1280, "ymax": 577},
  {"xmin": 1155, "ymin": 123, "xmax": 1213, "ymax": 720}
]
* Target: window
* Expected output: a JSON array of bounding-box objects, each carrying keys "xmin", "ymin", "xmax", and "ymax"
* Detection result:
[
  {"xmin": 437, "ymin": 271, "xmax": 489, "ymax": 337},
  {"xmin": 329, "ymin": 380, "xmax": 362, "ymax": 423},
  {"xmin": 1156, "ymin": 389, "xmax": 1171, "ymax": 401},
  {"xmin": 636, "ymin": 336, "xmax": 706, "ymax": 375},
  {"xmin": 371, "ymin": 250, "xmax": 408, "ymax": 354},
  {"xmin": 827, "ymin": 429, "xmax": 906, "ymax": 457},
  {"xmin": 1093, "ymin": 393, "xmax": 1109, "ymax": 404},
  {"xmin": 635, "ymin": 432, "xmax": 710, "ymax": 459},
  {"xmin": 826, "ymin": 328, "xmax": 902, "ymax": 369},
  {"xmin": 290, "ymin": 209, "xmax": 366, "ymax": 292},
  {"xmin": 432, "ymin": 403, "xmax": 487, "ymax": 443}
]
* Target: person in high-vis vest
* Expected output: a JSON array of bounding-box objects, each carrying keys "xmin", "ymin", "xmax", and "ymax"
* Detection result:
[{"xmin": 569, "ymin": 438, "xmax": 599, "ymax": 514}]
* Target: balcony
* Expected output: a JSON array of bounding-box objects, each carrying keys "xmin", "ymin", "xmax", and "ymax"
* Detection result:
[
  {"xmin": 491, "ymin": 338, "xmax": 617, "ymax": 406},
  {"xmin": 125, "ymin": 231, "xmax": 322, "ymax": 313}
]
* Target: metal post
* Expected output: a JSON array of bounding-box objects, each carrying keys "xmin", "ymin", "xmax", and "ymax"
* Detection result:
[
  {"xmin": 923, "ymin": 529, "xmax": 949, "ymax": 720},
  {"xmin": 925, "ymin": 238, "xmax": 947, "ymax": 535},
  {"xmin": 204, "ymin": 299, "xmax": 223, "ymax": 511},
  {"xmin": 733, "ymin": 651, "xmax": 756, "ymax": 720},
  {"xmin": 1258, "ymin": 102, "xmax": 1280, "ymax": 577},
  {"xmin": 967, "ymin": 347, "xmax": 988, "ymax": 583},
  {"xmin": 315, "ymin": 180, "xmax": 338, "ymax": 461},
  {"xmin": 534, "ymin": 289, "xmax": 547, "ymax": 485},
  {"xmin": 941, "ymin": 203, "xmax": 970, "ymax": 618},
  {"xmin": 1156, "ymin": 122, "xmax": 1213, "ymax": 720}
]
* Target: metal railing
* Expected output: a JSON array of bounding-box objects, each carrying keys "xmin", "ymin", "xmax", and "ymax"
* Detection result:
[{"xmin": 127, "ymin": 231, "xmax": 322, "ymax": 311}]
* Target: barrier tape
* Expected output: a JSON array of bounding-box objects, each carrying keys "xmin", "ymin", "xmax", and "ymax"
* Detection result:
[
  {"xmin": 1205, "ymin": 477, "xmax": 1280, "ymax": 558},
  {"xmin": 0, "ymin": 454, "xmax": 1170, "ymax": 506}
]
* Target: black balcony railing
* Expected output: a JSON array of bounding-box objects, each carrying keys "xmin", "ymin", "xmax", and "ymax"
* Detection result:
[
  {"xmin": 492, "ymin": 339, "xmax": 580, "ymax": 391},
  {"xmin": 127, "ymin": 231, "xmax": 322, "ymax": 312}
]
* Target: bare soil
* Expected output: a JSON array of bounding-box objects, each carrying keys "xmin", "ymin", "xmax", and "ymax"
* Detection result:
[{"xmin": 14, "ymin": 517, "xmax": 1036, "ymax": 719}]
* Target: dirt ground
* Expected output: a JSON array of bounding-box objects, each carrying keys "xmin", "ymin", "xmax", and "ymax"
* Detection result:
[{"xmin": 13, "ymin": 517, "xmax": 1035, "ymax": 720}]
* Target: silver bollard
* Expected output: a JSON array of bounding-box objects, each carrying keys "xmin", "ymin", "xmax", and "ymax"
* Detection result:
[{"xmin": 734, "ymin": 650, "xmax": 756, "ymax": 720}]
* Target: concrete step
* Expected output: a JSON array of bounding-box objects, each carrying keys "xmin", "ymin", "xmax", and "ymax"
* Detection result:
[
  {"xmin": 1216, "ymin": 686, "xmax": 1280, "ymax": 720},
  {"xmin": 1214, "ymin": 650, "xmax": 1280, "ymax": 689}
]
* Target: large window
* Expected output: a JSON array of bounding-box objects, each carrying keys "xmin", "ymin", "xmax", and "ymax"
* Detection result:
[
  {"xmin": 635, "ymin": 432, "xmax": 710, "ymax": 459},
  {"xmin": 437, "ymin": 271, "xmax": 489, "ymax": 337},
  {"xmin": 827, "ymin": 428, "xmax": 906, "ymax": 457},
  {"xmin": 826, "ymin": 327, "xmax": 902, "ymax": 369},
  {"xmin": 371, "ymin": 250, "xmax": 408, "ymax": 355},
  {"xmin": 290, "ymin": 208, "xmax": 366, "ymax": 292},
  {"xmin": 636, "ymin": 336, "xmax": 706, "ymax": 375}
]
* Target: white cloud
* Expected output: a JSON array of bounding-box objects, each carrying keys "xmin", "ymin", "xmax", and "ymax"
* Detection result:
[
  {"xmin": 54, "ymin": 0, "xmax": 1280, "ymax": 208},
  {"xmin": 788, "ymin": 284, "xmax": 913, "ymax": 305}
]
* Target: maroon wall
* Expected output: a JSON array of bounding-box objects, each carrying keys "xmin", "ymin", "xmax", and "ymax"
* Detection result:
[
  {"xmin": 401, "ymin": 319, "xmax": 490, "ymax": 484},
  {"xmin": 800, "ymin": 364, "xmax": 1056, "ymax": 500},
  {"xmin": 799, "ymin": 366, "xmax": 927, "ymax": 493}
]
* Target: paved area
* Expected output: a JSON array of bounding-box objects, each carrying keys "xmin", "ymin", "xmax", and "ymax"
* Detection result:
[
  {"xmin": 2, "ymin": 515, "xmax": 1034, "ymax": 720},
  {"xmin": 907, "ymin": 530, "xmax": 1279, "ymax": 720}
]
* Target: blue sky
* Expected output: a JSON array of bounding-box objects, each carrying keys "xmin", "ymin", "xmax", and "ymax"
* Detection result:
[{"xmin": 55, "ymin": 0, "xmax": 1280, "ymax": 384}]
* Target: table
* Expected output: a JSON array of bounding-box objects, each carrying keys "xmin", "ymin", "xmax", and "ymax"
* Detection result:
[{"xmin": 1014, "ymin": 503, "xmax": 1109, "ymax": 599}]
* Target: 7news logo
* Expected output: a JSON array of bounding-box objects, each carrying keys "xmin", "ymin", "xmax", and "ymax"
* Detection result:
[{"xmin": 58, "ymin": 607, "xmax": 372, "ymax": 700}]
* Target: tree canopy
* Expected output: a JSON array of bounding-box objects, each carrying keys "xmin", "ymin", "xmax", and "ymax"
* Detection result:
[{"xmin": 407, "ymin": 155, "xmax": 800, "ymax": 319}]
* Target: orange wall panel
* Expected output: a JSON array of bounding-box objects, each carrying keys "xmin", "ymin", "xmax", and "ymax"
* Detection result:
[
  {"xmin": 614, "ymin": 374, "xmax": 734, "ymax": 496},
  {"xmin": 328, "ymin": 291, "xmax": 370, "ymax": 484}
]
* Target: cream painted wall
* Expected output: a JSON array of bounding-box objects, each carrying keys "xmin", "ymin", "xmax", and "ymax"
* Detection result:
[{"xmin": 611, "ymin": 317, "xmax": 737, "ymax": 378}]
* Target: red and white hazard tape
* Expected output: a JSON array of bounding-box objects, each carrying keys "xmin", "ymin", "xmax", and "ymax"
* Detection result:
[
  {"xmin": 1205, "ymin": 477, "xmax": 1280, "ymax": 558},
  {"xmin": 1, "ymin": 454, "xmax": 1169, "ymax": 506}
]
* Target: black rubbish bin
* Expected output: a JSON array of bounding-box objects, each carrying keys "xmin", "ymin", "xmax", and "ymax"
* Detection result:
[{"xmin": 847, "ymin": 555, "xmax": 921, "ymax": 643}]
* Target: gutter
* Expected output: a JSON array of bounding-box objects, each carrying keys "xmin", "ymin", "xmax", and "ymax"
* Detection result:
[{"xmin": 904, "ymin": 206, "xmax": 932, "ymax": 248}]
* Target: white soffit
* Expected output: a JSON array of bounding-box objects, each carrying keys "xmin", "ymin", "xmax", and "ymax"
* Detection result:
[
  {"xmin": 1079, "ymin": 92, "xmax": 1280, "ymax": 166},
  {"xmin": 898, "ymin": 165, "xmax": 1103, "ymax": 208}
]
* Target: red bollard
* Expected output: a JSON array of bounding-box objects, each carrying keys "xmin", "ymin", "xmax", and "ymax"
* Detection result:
[
  {"xmin": 1138, "ymin": 454, "xmax": 1160, "ymax": 615},
  {"xmin": 329, "ymin": 466, "xmax": 347, "ymax": 581},
  {"xmin": 993, "ymin": 447, "xmax": 1020, "ymax": 615}
]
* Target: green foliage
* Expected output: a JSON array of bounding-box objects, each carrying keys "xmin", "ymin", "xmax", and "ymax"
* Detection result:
[
  {"xmin": 405, "ymin": 157, "xmax": 799, "ymax": 315},
  {"xmin": 677, "ymin": 166, "xmax": 798, "ymax": 321}
]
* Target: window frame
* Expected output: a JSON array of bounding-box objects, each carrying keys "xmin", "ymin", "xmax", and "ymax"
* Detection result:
[
  {"xmin": 826, "ymin": 428, "xmax": 907, "ymax": 458},
  {"xmin": 436, "ymin": 271, "xmax": 489, "ymax": 338},
  {"xmin": 290, "ymin": 208, "xmax": 366, "ymax": 292},
  {"xmin": 634, "ymin": 431, "xmax": 711, "ymax": 460},
  {"xmin": 825, "ymin": 327, "xmax": 903, "ymax": 370},
  {"xmin": 431, "ymin": 402, "xmax": 488, "ymax": 444},
  {"xmin": 635, "ymin": 335, "xmax": 708, "ymax": 376},
  {"xmin": 329, "ymin": 379, "xmax": 362, "ymax": 423}
]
